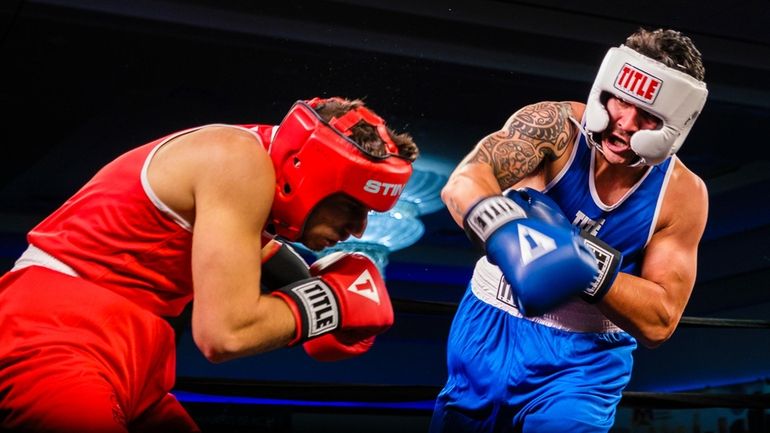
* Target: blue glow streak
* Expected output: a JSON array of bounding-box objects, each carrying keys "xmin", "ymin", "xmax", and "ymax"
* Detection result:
[
  {"xmin": 643, "ymin": 374, "xmax": 770, "ymax": 393},
  {"xmin": 173, "ymin": 390, "xmax": 436, "ymax": 411}
]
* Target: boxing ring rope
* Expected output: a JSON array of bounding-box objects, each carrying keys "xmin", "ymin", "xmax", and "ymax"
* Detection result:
[
  {"xmin": 391, "ymin": 298, "xmax": 770, "ymax": 329},
  {"xmin": 620, "ymin": 391, "xmax": 770, "ymax": 410},
  {"xmin": 174, "ymin": 297, "xmax": 770, "ymax": 413},
  {"xmin": 678, "ymin": 316, "xmax": 770, "ymax": 329},
  {"xmin": 173, "ymin": 379, "xmax": 770, "ymax": 412}
]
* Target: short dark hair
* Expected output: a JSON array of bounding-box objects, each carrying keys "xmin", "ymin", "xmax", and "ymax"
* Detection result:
[
  {"xmin": 313, "ymin": 98, "xmax": 419, "ymax": 162},
  {"xmin": 625, "ymin": 28, "xmax": 705, "ymax": 81}
]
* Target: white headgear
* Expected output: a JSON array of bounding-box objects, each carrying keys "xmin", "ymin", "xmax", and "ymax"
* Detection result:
[{"xmin": 584, "ymin": 45, "xmax": 708, "ymax": 166}]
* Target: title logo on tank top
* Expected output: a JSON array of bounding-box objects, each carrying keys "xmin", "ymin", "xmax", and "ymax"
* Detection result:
[{"xmin": 572, "ymin": 210, "xmax": 605, "ymax": 236}]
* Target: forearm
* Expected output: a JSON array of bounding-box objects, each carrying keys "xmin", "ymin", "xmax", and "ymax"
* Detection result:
[
  {"xmin": 597, "ymin": 273, "xmax": 684, "ymax": 348},
  {"xmin": 192, "ymin": 294, "xmax": 296, "ymax": 363}
]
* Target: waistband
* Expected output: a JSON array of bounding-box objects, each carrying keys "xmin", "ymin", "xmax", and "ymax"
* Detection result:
[
  {"xmin": 471, "ymin": 256, "xmax": 622, "ymax": 333},
  {"xmin": 11, "ymin": 244, "xmax": 79, "ymax": 277}
]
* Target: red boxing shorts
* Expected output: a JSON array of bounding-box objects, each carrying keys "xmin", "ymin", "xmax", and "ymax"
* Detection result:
[{"xmin": 0, "ymin": 266, "xmax": 200, "ymax": 432}]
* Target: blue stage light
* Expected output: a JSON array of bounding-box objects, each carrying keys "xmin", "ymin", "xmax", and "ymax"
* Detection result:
[
  {"xmin": 174, "ymin": 390, "xmax": 436, "ymax": 411},
  {"xmin": 312, "ymin": 169, "xmax": 447, "ymax": 273}
]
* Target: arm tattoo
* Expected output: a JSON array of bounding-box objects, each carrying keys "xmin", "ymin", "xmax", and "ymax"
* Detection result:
[{"xmin": 469, "ymin": 102, "xmax": 573, "ymax": 189}]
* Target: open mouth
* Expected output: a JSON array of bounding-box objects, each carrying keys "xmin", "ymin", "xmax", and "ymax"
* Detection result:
[{"xmin": 604, "ymin": 135, "xmax": 630, "ymax": 153}]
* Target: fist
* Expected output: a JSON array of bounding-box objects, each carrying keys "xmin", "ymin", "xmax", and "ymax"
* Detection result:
[{"xmin": 273, "ymin": 252, "xmax": 393, "ymax": 353}]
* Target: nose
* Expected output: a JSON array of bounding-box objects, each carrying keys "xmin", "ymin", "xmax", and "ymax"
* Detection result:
[
  {"xmin": 346, "ymin": 214, "xmax": 368, "ymax": 239},
  {"xmin": 616, "ymin": 104, "xmax": 649, "ymax": 135},
  {"xmin": 616, "ymin": 105, "xmax": 645, "ymax": 133}
]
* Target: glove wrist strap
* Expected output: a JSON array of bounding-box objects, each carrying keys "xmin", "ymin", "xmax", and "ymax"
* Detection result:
[
  {"xmin": 578, "ymin": 232, "xmax": 623, "ymax": 303},
  {"xmin": 261, "ymin": 241, "xmax": 311, "ymax": 291},
  {"xmin": 273, "ymin": 277, "xmax": 341, "ymax": 345},
  {"xmin": 463, "ymin": 195, "xmax": 527, "ymax": 250}
]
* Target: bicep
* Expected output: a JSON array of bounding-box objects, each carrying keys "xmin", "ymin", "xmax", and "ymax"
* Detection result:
[
  {"xmin": 640, "ymin": 180, "xmax": 708, "ymax": 314},
  {"xmin": 640, "ymin": 230, "xmax": 697, "ymax": 313},
  {"xmin": 442, "ymin": 101, "xmax": 577, "ymax": 223},
  {"xmin": 469, "ymin": 101, "xmax": 575, "ymax": 189}
]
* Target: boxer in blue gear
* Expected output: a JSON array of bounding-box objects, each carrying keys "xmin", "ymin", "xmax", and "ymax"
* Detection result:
[{"xmin": 433, "ymin": 28, "xmax": 710, "ymax": 432}]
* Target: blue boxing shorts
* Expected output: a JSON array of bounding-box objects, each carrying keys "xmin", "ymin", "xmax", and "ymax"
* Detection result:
[{"xmin": 430, "ymin": 278, "xmax": 636, "ymax": 433}]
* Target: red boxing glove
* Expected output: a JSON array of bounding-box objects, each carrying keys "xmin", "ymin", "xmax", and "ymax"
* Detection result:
[
  {"xmin": 303, "ymin": 334, "xmax": 376, "ymax": 362},
  {"xmin": 272, "ymin": 252, "xmax": 393, "ymax": 360}
]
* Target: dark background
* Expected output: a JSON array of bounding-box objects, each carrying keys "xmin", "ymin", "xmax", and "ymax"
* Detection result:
[{"xmin": 2, "ymin": 0, "xmax": 769, "ymax": 411}]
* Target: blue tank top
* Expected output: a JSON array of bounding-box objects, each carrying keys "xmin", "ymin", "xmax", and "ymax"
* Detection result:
[{"xmin": 544, "ymin": 131, "xmax": 674, "ymax": 276}]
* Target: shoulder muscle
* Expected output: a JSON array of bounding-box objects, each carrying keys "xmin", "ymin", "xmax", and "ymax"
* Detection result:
[
  {"xmin": 658, "ymin": 159, "xmax": 708, "ymax": 239},
  {"xmin": 470, "ymin": 101, "xmax": 578, "ymax": 189}
]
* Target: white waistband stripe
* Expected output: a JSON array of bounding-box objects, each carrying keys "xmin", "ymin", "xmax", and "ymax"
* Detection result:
[
  {"xmin": 11, "ymin": 244, "xmax": 79, "ymax": 277},
  {"xmin": 470, "ymin": 256, "xmax": 622, "ymax": 333}
]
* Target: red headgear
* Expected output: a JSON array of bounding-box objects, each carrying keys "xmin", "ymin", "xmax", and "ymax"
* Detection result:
[{"xmin": 267, "ymin": 98, "xmax": 413, "ymax": 241}]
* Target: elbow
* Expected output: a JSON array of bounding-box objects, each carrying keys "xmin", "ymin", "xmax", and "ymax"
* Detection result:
[
  {"xmin": 440, "ymin": 181, "xmax": 467, "ymax": 226},
  {"xmin": 192, "ymin": 327, "xmax": 246, "ymax": 364},
  {"xmin": 637, "ymin": 314, "xmax": 678, "ymax": 349},
  {"xmin": 637, "ymin": 330, "xmax": 671, "ymax": 349},
  {"xmin": 441, "ymin": 172, "xmax": 475, "ymax": 206},
  {"xmin": 200, "ymin": 347, "xmax": 230, "ymax": 364},
  {"xmin": 440, "ymin": 181, "xmax": 457, "ymax": 207}
]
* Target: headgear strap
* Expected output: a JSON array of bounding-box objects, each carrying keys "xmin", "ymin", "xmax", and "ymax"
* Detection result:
[{"xmin": 328, "ymin": 107, "xmax": 399, "ymax": 154}]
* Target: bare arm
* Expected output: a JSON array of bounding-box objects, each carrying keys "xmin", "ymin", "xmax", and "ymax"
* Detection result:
[
  {"xmin": 153, "ymin": 126, "xmax": 297, "ymax": 363},
  {"xmin": 441, "ymin": 101, "xmax": 578, "ymax": 226},
  {"xmin": 598, "ymin": 162, "xmax": 709, "ymax": 348}
]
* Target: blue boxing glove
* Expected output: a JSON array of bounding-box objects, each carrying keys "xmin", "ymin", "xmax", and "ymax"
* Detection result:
[
  {"xmin": 463, "ymin": 189, "xmax": 612, "ymax": 316},
  {"xmin": 575, "ymin": 228, "xmax": 623, "ymax": 303},
  {"xmin": 515, "ymin": 189, "xmax": 623, "ymax": 304}
]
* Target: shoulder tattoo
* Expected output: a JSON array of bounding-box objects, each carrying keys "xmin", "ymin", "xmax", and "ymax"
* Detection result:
[{"xmin": 469, "ymin": 102, "xmax": 574, "ymax": 189}]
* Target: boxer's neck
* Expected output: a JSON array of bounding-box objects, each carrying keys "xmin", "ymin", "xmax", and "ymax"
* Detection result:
[{"xmin": 593, "ymin": 151, "xmax": 649, "ymax": 206}]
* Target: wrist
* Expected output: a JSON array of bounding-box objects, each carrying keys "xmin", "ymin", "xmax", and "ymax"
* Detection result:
[
  {"xmin": 463, "ymin": 195, "xmax": 527, "ymax": 250},
  {"xmin": 578, "ymin": 231, "xmax": 623, "ymax": 303},
  {"xmin": 260, "ymin": 238, "xmax": 311, "ymax": 291},
  {"xmin": 272, "ymin": 277, "xmax": 341, "ymax": 346}
]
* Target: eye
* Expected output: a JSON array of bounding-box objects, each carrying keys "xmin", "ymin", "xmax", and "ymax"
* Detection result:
[
  {"xmin": 615, "ymin": 98, "xmax": 631, "ymax": 108},
  {"xmin": 640, "ymin": 111, "xmax": 662, "ymax": 127},
  {"xmin": 337, "ymin": 197, "xmax": 363, "ymax": 215},
  {"xmin": 350, "ymin": 203, "xmax": 366, "ymax": 216}
]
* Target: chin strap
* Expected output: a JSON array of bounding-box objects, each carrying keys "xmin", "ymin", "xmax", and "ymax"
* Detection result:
[{"xmin": 569, "ymin": 116, "xmax": 644, "ymax": 167}]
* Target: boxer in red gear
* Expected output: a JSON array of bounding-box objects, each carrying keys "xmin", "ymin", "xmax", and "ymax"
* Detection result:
[{"xmin": 0, "ymin": 97, "xmax": 418, "ymax": 432}]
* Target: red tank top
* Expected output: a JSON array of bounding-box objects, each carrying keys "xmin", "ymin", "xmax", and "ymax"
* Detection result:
[{"xmin": 27, "ymin": 124, "xmax": 277, "ymax": 317}]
